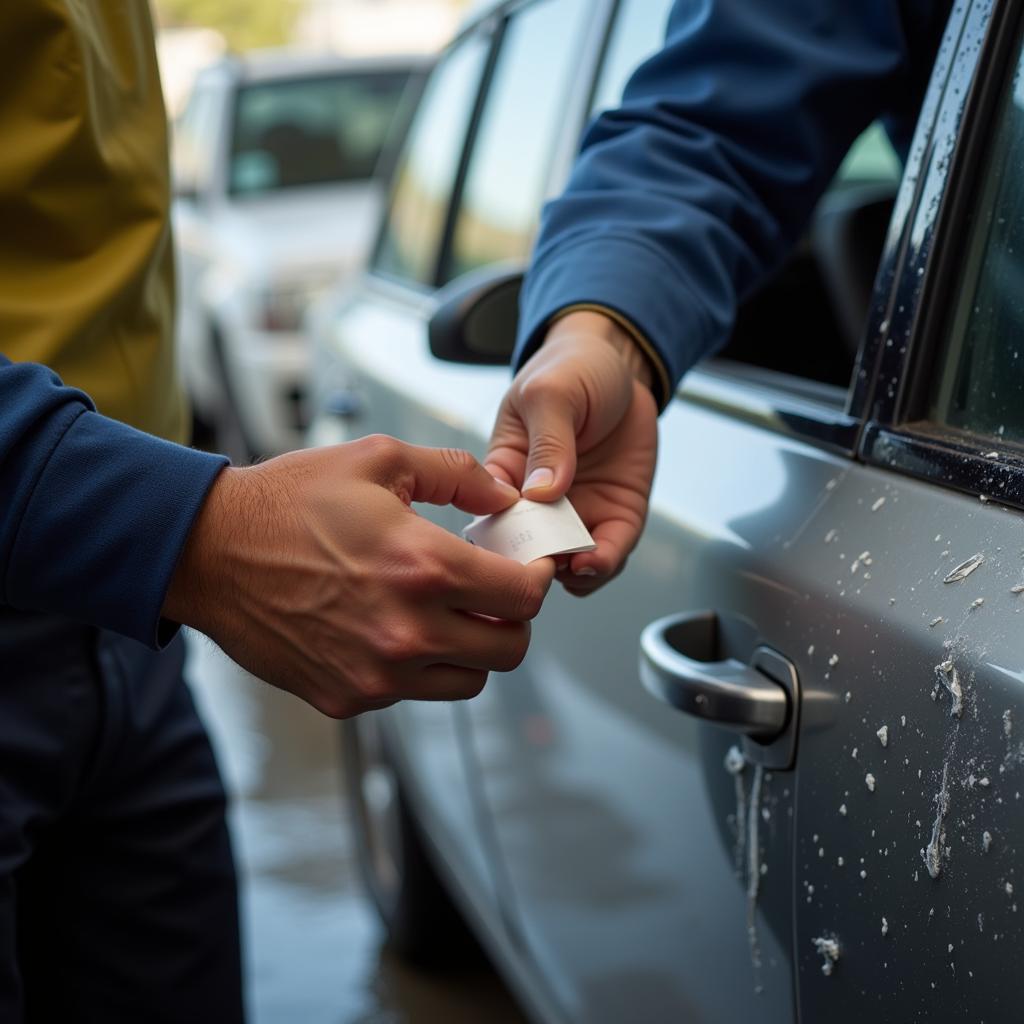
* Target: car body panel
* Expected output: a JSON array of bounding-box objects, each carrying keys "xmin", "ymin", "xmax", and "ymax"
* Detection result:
[{"xmin": 792, "ymin": 467, "xmax": 1024, "ymax": 1020}]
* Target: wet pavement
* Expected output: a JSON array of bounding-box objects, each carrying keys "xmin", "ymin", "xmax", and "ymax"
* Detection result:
[{"xmin": 184, "ymin": 632, "xmax": 528, "ymax": 1024}]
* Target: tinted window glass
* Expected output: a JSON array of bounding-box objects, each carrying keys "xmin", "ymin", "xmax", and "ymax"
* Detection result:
[
  {"xmin": 834, "ymin": 122, "xmax": 901, "ymax": 188},
  {"xmin": 374, "ymin": 36, "xmax": 489, "ymax": 286},
  {"xmin": 591, "ymin": 0, "xmax": 673, "ymax": 114},
  {"xmin": 445, "ymin": 0, "xmax": 591, "ymax": 282},
  {"xmin": 930, "ymin": 40, "xmax": 1024, "ymax": 443},
  {"xmin": 229, "ymin": 72, "xmax": 410, "ymax": 195}
]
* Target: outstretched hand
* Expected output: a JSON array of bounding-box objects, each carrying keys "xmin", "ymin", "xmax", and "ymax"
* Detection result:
[
  {"xmin": 164, "ymin": 437, "xmax": 554, "ymax": 718},
  {"xmin": 485, "ymin": 311, "xmax": 658, "ymax": 596}
]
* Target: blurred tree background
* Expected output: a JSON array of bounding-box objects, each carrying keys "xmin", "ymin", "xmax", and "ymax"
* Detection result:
[{"xmin": 157, "ymin": 0, "xmax": 300, "ymax": 50}]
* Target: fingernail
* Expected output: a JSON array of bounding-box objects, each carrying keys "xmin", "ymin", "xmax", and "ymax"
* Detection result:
[
  {"xmin": 574, "ymin": 566, "xmax": 598, "ymax": 577},
  {"xmin": 494, "ymin": 478, "xmax": 520, "ymax": 497},
  {"xmin": 523, "ymin": 468, "xmax": 554, "ymax": 492}
]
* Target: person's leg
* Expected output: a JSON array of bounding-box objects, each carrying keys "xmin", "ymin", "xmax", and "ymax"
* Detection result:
[
  {"xmin": 0, "ymin": 609, "xmax": 102, "ymax": 1024},
  {"xmin": 16, "ymin": 631, "xmax": 245, "ymax": 1024}
]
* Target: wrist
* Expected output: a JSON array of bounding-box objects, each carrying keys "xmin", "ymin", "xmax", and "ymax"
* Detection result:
[
  {"xmin": 545, "ymin": 310, "xmax": 654, "ymax": 391},
  {"xmin": 162, "ymin": 465, "xmax": 246, "ymax": 634}
]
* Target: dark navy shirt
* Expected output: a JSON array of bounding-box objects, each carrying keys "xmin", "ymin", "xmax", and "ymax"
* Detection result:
[
  {"xmin": 516, "ymin": 0, "xmax": 952, "ymax": 405},
  {"xmin": 0, "ymin": 358, "xmax": 225, "ymax": 647}
]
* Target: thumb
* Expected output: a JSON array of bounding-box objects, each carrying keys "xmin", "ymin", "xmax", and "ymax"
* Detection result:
[
  {"xmin": 402, "ymin": 444, "xmax": 522, "ymax": 515},
  {"xmin": 519, "ymin": 397, "xmax": 577, "ymax": 502}
]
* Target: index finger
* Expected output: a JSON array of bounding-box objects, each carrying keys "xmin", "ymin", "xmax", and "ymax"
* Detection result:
[{"xmin": 442, "ymin": 529, "xmax": 555, "ymax": 620}]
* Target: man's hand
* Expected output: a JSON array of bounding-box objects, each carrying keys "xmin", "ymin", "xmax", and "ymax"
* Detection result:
[
  {"xmin": 486, "ymin": 311, "xmax": 658, "ymax": 596},
  {"xmin": 163, "ymin": 436, "xmax": 554, "ymax": 718}
]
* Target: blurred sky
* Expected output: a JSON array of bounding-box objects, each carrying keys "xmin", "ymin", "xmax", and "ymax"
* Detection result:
[{"xmin": 155, "ymin": 0, "xmax": 470, "ymax": 115}]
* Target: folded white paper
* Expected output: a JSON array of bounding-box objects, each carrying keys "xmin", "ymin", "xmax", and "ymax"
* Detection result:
[{"xmin": 463, "ymin": 497, "xmax": 596, "ymax": 565}]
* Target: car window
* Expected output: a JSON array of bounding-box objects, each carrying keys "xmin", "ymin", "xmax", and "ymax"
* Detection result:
[
  {"xmin": 834, "ymin": 122, "xmax": 901, "ymax": 188},
  {"xmin": 928, "ymin": 37, "xmax": 1024, "ymax": 445},
  {"xmin": 374, "ymin": 35, "xmax": 490, "ymax": 287},
  {"xmin": 590, "ymin": 0, "xmax": 674, "ymax": 114},
  {"xmin": 443, "ymin": 0, "xmax": 592, "ymax": 283},
  {"xmin": 228, "ymin": 71, "xmax": 410, "ymax": 195}
]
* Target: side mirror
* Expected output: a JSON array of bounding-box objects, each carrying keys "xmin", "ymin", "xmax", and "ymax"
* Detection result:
[{"xmin": 428, "ymin": 265, "xmax": 524, "ymax": 365}]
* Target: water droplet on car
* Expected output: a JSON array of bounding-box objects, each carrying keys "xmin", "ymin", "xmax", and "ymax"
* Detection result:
[
  {"xmin": 811, "ymin": 936, "xmax": 840, "ymax": 976},
  {"xmin": 943, "ymin": 553, "xmax": 984, "ymax": 583}
]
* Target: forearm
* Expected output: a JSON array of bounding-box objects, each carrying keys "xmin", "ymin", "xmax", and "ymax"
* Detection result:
[{"xmin": 516, "ymin": 0, "xmax": 946, "ymax": 393}]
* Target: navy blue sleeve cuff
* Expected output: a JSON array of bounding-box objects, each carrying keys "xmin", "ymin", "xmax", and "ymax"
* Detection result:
[
  {"xmin": 515, "ymin": 233, "xmax": 717, "ymax": 398},
  {"xmin": 5, "ymin": 409, "xmax": 228, "ymax": 648}
]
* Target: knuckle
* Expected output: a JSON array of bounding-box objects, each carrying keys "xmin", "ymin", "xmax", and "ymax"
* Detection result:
[
  {"xmin": 437, "ymin": 446, "xmax": 477, "ymax": 474},
  {"xmin": 512, "ymin": 577, "xmax": 545, "ymax": 620},
  {"xmin": 355, "ymin": 667, "xmax": 392, "ymax": 697},
  {"xmin": 315, "ymin": 693, "xmax": 356, "ymax": 720},
  {"xmin": 452, "ymin": 671, "xmax": 488, "ymax": 701},
  {"xmin": 464, "ymin": 672, "xmax": 488, "ymax": 700},
  {"xmin": 358, "ymin": 669, "xmax": 400, "ymax": 703},
  {"xmin": 400, "ymin": 551, "xmax": 449, "ymax": 595},
  {"xmin": 525, "ymin": 433, "xmax": 568, "ymax": 466},
  {"xmin": 357, "ymin": 434, "xmax": 405, "ymax": 473},
  {"xmin": 518, "ymin": 374, "xmax": 562, "ymax": 409},
  {"xmin": 502, "ymin": 625, "xmax": 531, "ymax": 671},
  {"xmin": 371, "ymin": 622, "xmax": 422, "ymax": 665}
]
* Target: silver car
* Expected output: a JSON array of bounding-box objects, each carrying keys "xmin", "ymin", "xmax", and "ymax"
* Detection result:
[{"xmin": 311, "ymin": 0, "xmax": 1024, "ymax": 1020}]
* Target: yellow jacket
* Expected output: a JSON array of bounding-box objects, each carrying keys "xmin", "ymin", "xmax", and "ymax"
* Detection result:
[{"xmin": 0, "ymin": 0, "xmax": 185, "ymax": 443}]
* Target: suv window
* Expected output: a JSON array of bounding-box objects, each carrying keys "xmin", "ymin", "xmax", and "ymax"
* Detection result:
[
  {"xmin": 229, "ymin": 72, "xmax": 411, "ymax": 195},
  {"xmin": 374, "ymin": 34, "xmax": 490, "ymax": 286},
  {"xmin": 444, "ymin": 0, "xmax": 592, "ymax": 283},
  {"xmin": 929, "ymin": 36, "xmax": 1024, "ymax": 445}
]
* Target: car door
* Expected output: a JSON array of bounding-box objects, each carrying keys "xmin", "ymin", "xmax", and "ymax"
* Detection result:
[
  {"xmin": 316, "ymin": 1, "xmax": 1017, "ymax": 1022},
  {"xmin": 795, "ymin": 3, "xmax": 1024, "ymax": 1018},
  {"xmin": 442, "ymin": 2, "xmax": 812, "ymax": 1020},
  {"xmin": 452, "ymin": 5, "xmax": 1015, "ymax": 1024}
]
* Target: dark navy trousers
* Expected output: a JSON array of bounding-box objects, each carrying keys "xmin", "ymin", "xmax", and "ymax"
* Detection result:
[{"xmin": 0, "ymin": 608, "xmax": 244, "ymax": 1023}]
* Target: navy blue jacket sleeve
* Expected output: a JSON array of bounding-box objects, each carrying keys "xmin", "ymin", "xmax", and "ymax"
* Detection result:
[
  {"xmin": 515, "ymin": 0, "xmax": 949, "ymax": 401},
  {"xmin": 0, "ymin": 357, "xmax": 228, "ymax": 647}
]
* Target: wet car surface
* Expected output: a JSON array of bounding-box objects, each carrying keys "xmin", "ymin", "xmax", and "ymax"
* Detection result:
[
  {"xmin": 307, "ymin": 1, "xmax": 1024, "ymax": 1019},
  {"xmin": 184, "ymin": 633, "xmax": 527, "ymax": 1024}
]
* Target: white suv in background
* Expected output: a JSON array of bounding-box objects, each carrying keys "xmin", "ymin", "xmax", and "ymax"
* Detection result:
[{"xmin": 172, "ymin": 51, "xmax": 428, "ymax": 456}]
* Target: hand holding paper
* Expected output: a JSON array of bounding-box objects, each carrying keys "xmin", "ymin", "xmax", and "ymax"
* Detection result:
[{"xmin": 485, "ymin": 312, "xmax": 659, "ymax": 595}]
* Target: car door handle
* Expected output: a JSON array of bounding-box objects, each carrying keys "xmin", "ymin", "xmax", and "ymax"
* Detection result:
[{"xmin": 640, "ymin": 612, "xmax": 793, "ymax": 745}]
